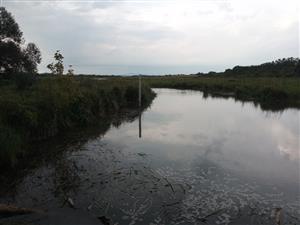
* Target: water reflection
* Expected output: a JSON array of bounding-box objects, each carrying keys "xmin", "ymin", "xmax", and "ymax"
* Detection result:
[
  {"xmin": 102, "ymin": 88, "xmax": 299, "ymax": 223},
  {"xmin": 202, "ymin": 90, "xmax": 299, "ymax": 112},
  {"xmin": 139, "ymin": 107, "xmax": 142, "ymax": 138},
  {"xmin": 0, "ymin": 88, "xmax": 299, "ymax": 225}
]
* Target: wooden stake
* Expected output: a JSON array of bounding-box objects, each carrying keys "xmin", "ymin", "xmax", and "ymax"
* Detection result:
[{"xmin": 139, "ymin": 74, "xmax": 142, "ymax": 138}]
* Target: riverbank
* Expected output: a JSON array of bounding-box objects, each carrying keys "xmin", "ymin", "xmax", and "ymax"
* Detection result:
[
  {"xmin": 1, "ymin": 74, "xmax": 299, "ymax": 166},
  {"xmin": 0, "ymin": 75, "xmax": 156, "ymax": 167},
  {"xmin": 142, "ymin": 76, "xmax": 300, "ymax": 110}
]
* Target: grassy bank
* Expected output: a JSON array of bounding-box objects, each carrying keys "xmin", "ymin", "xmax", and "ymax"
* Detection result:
[
  {"xmin": 0, "ymin": 75, "xmax": 155, "ymax": 167},
  {"xmin": 142, "ymin": 76, "xmax": 300, "ymax": 110}
]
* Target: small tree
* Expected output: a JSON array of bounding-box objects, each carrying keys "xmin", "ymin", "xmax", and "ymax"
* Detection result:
[
  {"xmin": 67, "ymin": 64, "xmax": 74, "ymax": 76},
  {"xmin": 23, "ymin": 43, "xmax": 41, "ymax": 73},
  {"xmin": 47, "ymin": 50, "xmax": 64, "ymax": 75}
]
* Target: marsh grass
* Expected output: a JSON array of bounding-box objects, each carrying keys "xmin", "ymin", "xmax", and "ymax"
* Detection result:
[
  {"xmin": 141, "ymin": 76, "xmax": 300, "ymax": 110},
  {"xmin": 0, "ymin": 75, "xmax": 155, "ymax": 167}
]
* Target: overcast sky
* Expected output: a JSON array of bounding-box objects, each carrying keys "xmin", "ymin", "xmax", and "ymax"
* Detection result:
[{"xmin": 3, "ymin": 0, "xmax": 299, "ymax": 75}]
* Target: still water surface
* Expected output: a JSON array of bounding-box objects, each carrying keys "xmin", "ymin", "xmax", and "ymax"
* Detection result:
[{"xmin": 2, "ymin": 89, "xmax": 300, "ymax": 225}]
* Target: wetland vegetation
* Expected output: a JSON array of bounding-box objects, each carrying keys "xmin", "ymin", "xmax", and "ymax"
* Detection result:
[
  {"xmin": 0, "ymin": 75, "xmax": 155, "ymax": 167},
  {"xmin": 144, "ymin": 75, "xmax": 300, "ymax": 110}
]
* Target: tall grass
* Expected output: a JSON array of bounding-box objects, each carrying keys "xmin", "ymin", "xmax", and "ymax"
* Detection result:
[{"xmin": 0, "ymin": 75, "xmax": 155, "ymax": 167}]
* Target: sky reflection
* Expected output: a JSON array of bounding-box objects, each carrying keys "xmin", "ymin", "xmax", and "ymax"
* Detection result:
[{"xmin": 104, "ymin": 88, "xmax": 300, "ymax": 191}]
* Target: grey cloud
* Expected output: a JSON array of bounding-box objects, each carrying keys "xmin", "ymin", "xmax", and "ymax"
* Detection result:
[{"xmin": 3, "ymin": 0, "xmax": 299, "ymax": 74}]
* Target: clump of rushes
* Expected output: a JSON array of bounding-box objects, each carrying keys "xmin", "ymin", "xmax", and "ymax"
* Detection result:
[{"xmin": 0, "ymin": 75, "xmax": 156, "ymax": 167}]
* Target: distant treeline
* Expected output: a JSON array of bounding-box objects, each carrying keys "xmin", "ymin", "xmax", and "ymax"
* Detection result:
[{"xmin": 195, "ymin": 58, "xmax": 300, "ymax": 77}]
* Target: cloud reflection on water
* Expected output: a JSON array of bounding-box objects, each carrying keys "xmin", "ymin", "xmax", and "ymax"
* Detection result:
[{"xmin": 104, "ymin": 88, "xmax": 300, "ymax": 188}]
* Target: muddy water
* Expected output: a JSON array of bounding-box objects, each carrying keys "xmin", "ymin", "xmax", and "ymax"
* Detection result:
[{"xmin": 1, "ymin": 88, "xmax": 299, "ymax": 225}]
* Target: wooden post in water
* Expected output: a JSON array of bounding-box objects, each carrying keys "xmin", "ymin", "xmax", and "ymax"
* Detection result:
[
  {"xmin": 139, "ymin": 74, "xmax": 142, "ymax": 107},
  {"xmin": 139, "ymin": 109, "xmax": 142, "ymax": 138},
  {"xmin": 139, "ymin": 75, "xmax": 142, "ymax": 138}
]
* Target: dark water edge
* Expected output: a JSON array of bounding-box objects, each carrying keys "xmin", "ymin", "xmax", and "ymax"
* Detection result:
[
  {"xmin": 201, "ymin": 90, "xmax": 300, "ymax": 112},
  {"xmin": 0, "ymin": 88, "xmax": 299, "ymax": 225},
  {"xmin": 0, "ymin": 109, "xmax": 144, "ymax": 195},
  {"xmin": 0, "ymin": 108, "xmax": 155, "ymax": 225},
  {"xmin": 168, "ymin": 87, "xmax": 300, "ymax": 112}
]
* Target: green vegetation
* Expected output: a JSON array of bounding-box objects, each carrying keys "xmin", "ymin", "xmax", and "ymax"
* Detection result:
[
  {"xmin": 0, "ymin": 75, "xmax": 155, "ymax": 167},
  {"xmin": 222, "ymin": 58, "xmax": 300, "ymax": 77},
  {"xmin": 195, "ymin": 58, "xmax": 300, "ymax": 77},
  {"xmin": 142, "ymin": 76, "xmax": 300, "ymax": 110}
]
